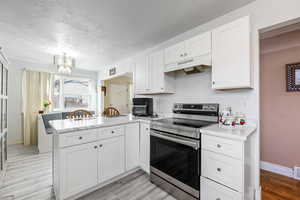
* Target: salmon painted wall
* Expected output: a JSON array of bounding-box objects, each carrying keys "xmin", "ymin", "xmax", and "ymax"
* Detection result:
[{"xmin": 260, "ymin": 29, "xmax": 300, "ymax": 168}]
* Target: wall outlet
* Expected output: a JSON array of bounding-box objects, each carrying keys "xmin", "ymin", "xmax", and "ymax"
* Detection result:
[{"xmin": 293, "ymin": 166, "xmax": 300, "ymax": 180}]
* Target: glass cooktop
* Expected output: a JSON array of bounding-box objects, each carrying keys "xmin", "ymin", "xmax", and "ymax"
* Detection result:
[{"xmin": 153, "ymin": 118, "xmax": 216, "ymax": 129}]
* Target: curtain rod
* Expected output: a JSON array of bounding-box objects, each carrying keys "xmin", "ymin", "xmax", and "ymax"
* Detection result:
[{"xmin": 0, "ymin": 46, "xmax": 9, "ymax": 63}]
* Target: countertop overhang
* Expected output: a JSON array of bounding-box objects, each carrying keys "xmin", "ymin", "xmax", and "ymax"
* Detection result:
[{"xmin": 49, "ymin": 115, "xmax": 161, "ymax": 134}]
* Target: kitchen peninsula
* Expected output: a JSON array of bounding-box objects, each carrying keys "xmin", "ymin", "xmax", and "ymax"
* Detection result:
[{"xmin": 50, "ymin": 115, "xmax": 154, "ymax": 200}]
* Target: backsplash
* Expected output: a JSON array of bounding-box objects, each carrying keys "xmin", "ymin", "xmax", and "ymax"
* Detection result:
[{"xmin": 152, "ymin": 69, "xmax": 256, "ymax": 120}]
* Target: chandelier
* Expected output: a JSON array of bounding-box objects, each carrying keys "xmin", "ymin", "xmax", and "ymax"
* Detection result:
[{"xmin": 54, "ymin": 53, "xmax": 75, "ymax": 75}]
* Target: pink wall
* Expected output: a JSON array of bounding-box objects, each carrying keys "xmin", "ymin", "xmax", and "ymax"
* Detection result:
[{"xmin": 260, "ymin": 29, "xmax": 300, "ymax": 168}]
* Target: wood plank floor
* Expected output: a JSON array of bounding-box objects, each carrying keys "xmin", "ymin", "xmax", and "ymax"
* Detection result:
[
  {"xmin": 0, "ymin": 144, "xmax": 176, "ymax": 200},
  {"xmin": 0, "ymin": 144, "xmax": 54, "ymax": 200},
  {"xmin": 1, "ymin": 145, "xmax": 300, "ymax": 200},
  {"xmin": 261, "ymin": 170, "xmax": 300, "ymax": 200}
]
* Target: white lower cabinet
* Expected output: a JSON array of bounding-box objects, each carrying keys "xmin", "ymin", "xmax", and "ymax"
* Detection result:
[
  {"xmin": 201, "ymin": 132, "xmax": 255, "ymax": 200},
  {"xmin": 125, "ymin": 123, "xmax": 140, "ymax": 171},
  {"xmin": 54, "ymin": 122, "xmax": 150, "ymax": 200},
  {"xmin": 139, "ymin": 122, "xmax": 150, "ymax": 173},
  {"xmin": 61, "ymin": 142, "xmax": 99, "ymax": 199},
  {"xmin": 201, "ymin": 177, "xmax": 242, "ymax": 200},
  {"xmin": 202, "ymin": 150, "xmax": 243, "ymax": 191},
  {"xmin": 98, "ymin": 136, "xmax": 125, "ymax": 183}
]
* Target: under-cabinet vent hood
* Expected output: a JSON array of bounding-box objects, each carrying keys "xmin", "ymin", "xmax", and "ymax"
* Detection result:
[
  {"xmin": 182, "ymin": 65, "xmax": 208, "ymax": 75},
  {"xmin": 164, "ymin": 53, "xmax": 211, "ymax": 74}
]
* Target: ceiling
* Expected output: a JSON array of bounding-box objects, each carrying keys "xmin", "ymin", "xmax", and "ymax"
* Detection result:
[{"xmin": 0, "ymin": 0, "xmax": 254, "ymax": 71}]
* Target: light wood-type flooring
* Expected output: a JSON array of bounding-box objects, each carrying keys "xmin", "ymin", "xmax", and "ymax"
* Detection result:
[
  {"xmin": 1, "ymin": 145, "xmax": 300, "ymax": 200},
  {"xmin": 0, "ymin": 144, "xmax": 175, "ymax": 200}
]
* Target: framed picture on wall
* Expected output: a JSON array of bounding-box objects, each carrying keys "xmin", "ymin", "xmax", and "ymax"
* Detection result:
[{"xmin": 286, "ymin": 62, "xmax": 300, "ymax": 92}]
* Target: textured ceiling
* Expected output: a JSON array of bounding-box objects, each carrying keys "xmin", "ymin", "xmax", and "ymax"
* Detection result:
[{"xmin": 0, "ymin": 0, "xmax": 254, "ymax": 70}]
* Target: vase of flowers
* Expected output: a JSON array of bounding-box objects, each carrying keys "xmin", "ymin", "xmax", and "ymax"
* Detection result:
[{"xmin": 43, "ymin": 101, "xmax": 52, "ymax": 113}]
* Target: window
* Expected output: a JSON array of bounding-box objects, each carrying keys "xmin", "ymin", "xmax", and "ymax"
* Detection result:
[{"xmin": 53, "ymin": 75, "xmax": 96, "ymax": 111}]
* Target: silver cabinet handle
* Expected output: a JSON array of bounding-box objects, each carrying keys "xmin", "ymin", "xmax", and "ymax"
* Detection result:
[
  {"xmin": 217, "ymin": 144, "xmax": 222, "ymax": 148},
  {"xmin": 111, "ymin": 131, "xmax": 114, "ymax": 134},
  {"xmin": 78, "ymin": 136, "xmax": 83, "ymax": 140},
  {"xmin": 99, "ymin": 144, "xmax": 103, "ymax": 148},
  {"xmin": 177, "ymin": 58, "xmax": 194, "ymax": 65},
  {"xmin": 217, "ymin": 168, "xmax": 222, "ymax": 172},
  {"xmin": 94, "ymin": 146, "xmax": 98, "ymax": 149},
  {"xmin": 151, "ymin": 130, "xmax": 199, "ymax": 149}
]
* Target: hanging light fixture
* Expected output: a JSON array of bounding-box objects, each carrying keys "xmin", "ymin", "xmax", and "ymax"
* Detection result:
[{"xmin": 53, "ymin": 53, "xmax": 75, "ymax": 75}]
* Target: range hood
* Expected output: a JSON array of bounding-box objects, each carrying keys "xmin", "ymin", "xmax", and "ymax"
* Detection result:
[
  {"xmin": 164, "ymin": 53, "xmax": 211, "ymax": 74},
  {"xmin": 182, "ymin": 65, "xmax": 208, "ymax": 75}
]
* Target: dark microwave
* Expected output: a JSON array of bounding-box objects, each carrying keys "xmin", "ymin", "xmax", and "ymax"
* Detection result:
[{"xmin": 132, "ymin": 98, "xmax": 153, "ymax": 117}]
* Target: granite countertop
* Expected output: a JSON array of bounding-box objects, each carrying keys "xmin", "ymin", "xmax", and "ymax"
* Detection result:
[
  {"xmin": 200, "ymin": 123, "xmax": 257, "ymax": 141},
  {"xmin": 49, "ymin": 114, "xmax": 164, "ymax": 134}
]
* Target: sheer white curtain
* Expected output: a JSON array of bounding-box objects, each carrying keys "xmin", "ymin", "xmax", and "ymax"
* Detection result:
[{"xmin": 22, "ymin": 70, "xmax": 52, "ymax": 146}]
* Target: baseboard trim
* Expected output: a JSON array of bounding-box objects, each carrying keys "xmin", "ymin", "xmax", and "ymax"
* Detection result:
[
  {"xmin": 260, "ymin": 161, "xmax": 294, "ymax": 178},
  {"xmin": 8, "ymin": 140, "xmax": 23, "ymax": 145}
]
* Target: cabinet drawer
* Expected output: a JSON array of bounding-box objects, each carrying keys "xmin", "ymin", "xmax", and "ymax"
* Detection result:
[
  {"xmin": 202, "ymin": 150, "xmax": 243, "ymax": 192},
  {"xmin": 59, "ymin": 129, "xmax": 99, "ymax": 147},
  {"xmin": 201, "ymin": 177, "xmax": 242, "ymax": 200},
  {"xmin": 202, "ymin": 134, "xmax": 243, "ymax": 159},
  {"xmin": 99, "ymin": 126, "xmax": 124, "ymax": 140}
]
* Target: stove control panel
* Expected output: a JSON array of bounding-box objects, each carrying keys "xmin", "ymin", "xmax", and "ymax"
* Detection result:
[{"xmin": 173, "ymin": 103, "xmax": 219, "ymax": 115}]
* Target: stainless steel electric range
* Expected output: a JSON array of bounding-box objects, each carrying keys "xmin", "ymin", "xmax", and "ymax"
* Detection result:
[{"xmin": 150, "ymin": 103, "xmax": 219, "ymax": 200}]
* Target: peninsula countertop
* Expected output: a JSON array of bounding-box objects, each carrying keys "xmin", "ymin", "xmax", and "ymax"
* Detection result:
[{"xmin": 49, "ymin": 115, "xmax": 165, "ymax": 134}]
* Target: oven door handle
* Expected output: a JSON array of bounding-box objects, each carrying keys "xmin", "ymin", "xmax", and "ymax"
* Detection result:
[{"xmin": 151, "ymin": 130, "xmax": 200, "ymax": 149}]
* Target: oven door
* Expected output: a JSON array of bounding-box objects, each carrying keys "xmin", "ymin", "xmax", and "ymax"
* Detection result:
[{"xmin": 150, "ymin": 129, "xmax": 200, "ymax": 197}]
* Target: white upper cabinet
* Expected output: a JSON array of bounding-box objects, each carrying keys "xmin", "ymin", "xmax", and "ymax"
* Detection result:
[
  {"xmin": 134, "ymin": 51, "xmax": 175, "ymax": 95},
  {"xmin": 164, "ymin": 42, "xmax": 185, "ymax": 67},
  {"xmin": 185, "ymin": 32, "xmax": 211, "ymax": 62},
  {"xmin": 164, "ymin": 32, "xmax": 212, "ymax": 72},
  {"xmin": 212, "ymin": 16, "xmax": 252, "ymax": 90},
  {"xmin": 148, "ymin": 50, "xmax": 175, "ymax": 94},
  {"xmin": 134, "ymin": 56, "xmax": 149, "ymax": 94}
]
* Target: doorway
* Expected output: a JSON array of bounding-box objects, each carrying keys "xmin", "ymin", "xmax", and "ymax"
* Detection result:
[
  {"xmin": 103, "ymin": 73, "xmax": 133, "ymax": 115},
  {"xmin": 260, "ymin": 22, "xmax": 300, "ymax": 199}
]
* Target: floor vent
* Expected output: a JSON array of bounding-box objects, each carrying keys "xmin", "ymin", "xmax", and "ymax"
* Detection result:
[{"xmin": 294, "ymin": 166, "xmax": 300, "ymax": 180}]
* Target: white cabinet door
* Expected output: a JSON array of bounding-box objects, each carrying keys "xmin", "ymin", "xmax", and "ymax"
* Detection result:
[
  {"xmin": 134, "ymin": 56, "xmax": 149, "ymax": 93},
  {"xmin": 98, "ymin": 136, "xmax": 125, "ymax": 183},
  {"xmin": 164, "ymin": 42, "xmax": 185, "ymax": 67},
  {"xmin": 185, "ymin": 32, "xmax": 211, "ymax": 59},
  {"xmin": 148, "ymin": 50, "xmax": 165, "ymax": 93},
  {"xmin": 139, "ymin": 122, "xmax": 150, "ymax": 174},
  {"xmin": 125, "ymin": 123, "xmax": 140, "ymax": 171},
  {"xmin": 61, "ymin": 142, "xmax": 98, "ymax": 198},
  {"xmin": 212, "ymin": 16, "xmax": 251, "ymax": 89}
]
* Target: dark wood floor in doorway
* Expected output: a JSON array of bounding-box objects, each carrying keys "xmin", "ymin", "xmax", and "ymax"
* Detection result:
[{"xmin": 261, "ymin": 169, "xmax": 300, "ymax": 200}]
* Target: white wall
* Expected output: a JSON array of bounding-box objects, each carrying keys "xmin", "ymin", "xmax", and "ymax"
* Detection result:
[{"xmin": 7, "ymin": 65, "xmax": 23, "ymax": 144}]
